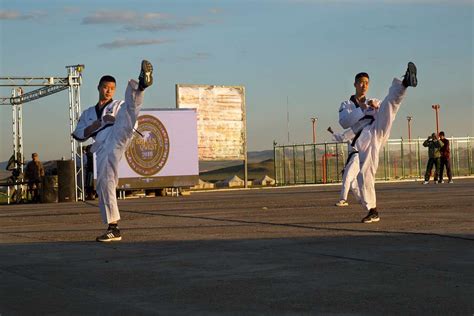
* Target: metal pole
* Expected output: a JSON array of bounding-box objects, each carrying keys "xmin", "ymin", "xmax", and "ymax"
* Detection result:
[
  {"xmin": 407, "ymin": 116, "xmax": 413, "ymax": 178},
  {"xmin": 67, "ymin": 65, "xmax": 85, "ymax": 201},
  {"xmin": 273, "ymin": 141, "xmax": 277, "ymax": 185},
  {"xmin": 242, "ymin": 87, "xmax": 248, "ymax": 188},
  {"xmin": 303, "ymin": 144, "xmax": 307, "ymax": 183},
  {"xmin": 335, "ymin": 143, "xmax": 340, "ymax": 182},
  {"xmin": 311, "ymin": 117, "xmax": 318, "ymax": 144},
  {"xmin": 287, "ymin": 96, "xmax": 290, "ymax": 144},
  {"xmin": 468, "ymin": 136, "xmax": 472, "ymax": 175},
  {"xmin": 401, "ymin": 138, "xmax": 405, "ymax": 179},
  {"xmin": 282, "ymin": 146, "xmax": 286, "ymax": 185},
  {"xmin": 313, "ymin": 143, "xmax": 317, "ymax": 183},
  {"xmin": 417, "ymin": 138, "xmax": 422, "ymax": 179},
  {"xmin": 293, "ymin": 145, "xmax": 297, "ymax": 184},
  {"xmin": 432, "ymin": 104, "xmax": 440, "ymax": 135}
]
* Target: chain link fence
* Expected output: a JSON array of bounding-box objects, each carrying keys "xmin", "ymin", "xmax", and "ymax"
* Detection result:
[{"xmin": 274, "ymin": 137, "xmax": 473, "ymax": 185}]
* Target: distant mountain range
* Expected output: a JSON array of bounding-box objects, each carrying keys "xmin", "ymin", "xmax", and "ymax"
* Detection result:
[
  {"xmin": 200, "ymin": 159, "xmax": 274, "ymax": 182},
  {"xmin": 199, "ymin": 150, "xmax": 273, "ymax": 172}
]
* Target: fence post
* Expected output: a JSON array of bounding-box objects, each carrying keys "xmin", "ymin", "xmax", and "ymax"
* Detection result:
[
  {"xmin": 455, "ymin": 138, "xmax": 460, "ymax": 177},
  {"xmin": 323, "ymin": 143, "xmax": 328, "ymax": 183},
  {"xmin": 282, "ymin": 146, "xmax": 286, "ymax": 185},
  {"xmin": 313, "ymin": 144, "xmax": 317, "ymax": 184},
  {"xmin": 468, "ymin": 136, "xmax": 472, "ymax": 175},
  {"xmin": 293, "ymin": 145, "xmax": 297, "ymax": 184},
  {"xmin": 273, "ymin": 145, "xmax": 277, "ymax": 185},
  {"xmin": 303, "ymin": 144, "xmax": 307, "ymax": 184},
  {"xmin": 401, "ymin": 138, "xmax": 405, "ymax": 179},
  {"xmin": 336, "ymin": 143, "xmax": 340, "ymax": 182},
  {"xmin": 417, "ymin": 138, "xmax": 422, "ymax": 179}
]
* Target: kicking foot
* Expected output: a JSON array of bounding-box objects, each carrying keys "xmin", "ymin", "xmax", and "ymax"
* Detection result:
[
  {"xmin": 361, "ymin": 208, "xmax": 380, "ymax": 223},
  {"xmin": 96, "ymin": 227, "xmax": 122, "ymax": 242},
  {"xmin": 402, "ymin": 62, "xmax": 417, "ymax": 87},
  {"xmin": 138, "ymin": 60, "xmax": 153, "ymax": 91},
  {"xmin": 335, "ymin": 199, "xmax": 349, "ymax": 207}
]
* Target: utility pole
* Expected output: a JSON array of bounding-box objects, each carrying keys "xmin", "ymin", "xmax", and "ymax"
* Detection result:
[
  {"xmin": 432, "ymin": 104, "xmax": 441, "ymax": 135},
  {"xmin": 311, "ymin": 117, "xmax": 318, "ymax": 144},
  {"xmin": 286, "ymin": 96, "xmax": 290, "ymax": 144},
  {"xmin": 407, "ymin": 116, "xmax": 413, "ymax": 140}
]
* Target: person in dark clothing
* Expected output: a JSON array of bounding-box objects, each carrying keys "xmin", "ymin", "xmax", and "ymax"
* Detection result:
[
  {"xmin": 84, "ymin": 145, "xmax": 96, "ymax": 200},
  {"xmin": 25, "ymin": 153, "xmax": 45, "ymax": 202},
  {"xmin": 423, "ymin": 133, "xmax": 444, "ymax": 184},
  {"xmin": 438, "ymin": 131, "xmax": 453, "ymax": 183}
]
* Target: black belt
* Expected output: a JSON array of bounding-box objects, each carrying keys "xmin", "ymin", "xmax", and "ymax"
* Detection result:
[{"xmin": 350, "ymin": 115, "xmax": 375, "ymax": 147}]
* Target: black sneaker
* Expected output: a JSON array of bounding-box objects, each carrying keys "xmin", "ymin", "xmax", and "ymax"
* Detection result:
[
  {"xmin": 402, "ymin": 62, "xmax": 417, "ymax": 87},
  {"xmin": 361, "ymin": 208, "xmax": 380, "ymax": 223},
  {"xmin": 96, "ymin": 228, "xmax": 122, "ymax": 242},
  {"xmin": 138, "ymin": 60, "xmax": 153, "ymax": 90}
]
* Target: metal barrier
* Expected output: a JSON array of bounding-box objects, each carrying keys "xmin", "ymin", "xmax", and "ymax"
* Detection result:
[{"xmin": 274, "ymin": 137, "xmax": 473, "ymax": 185}]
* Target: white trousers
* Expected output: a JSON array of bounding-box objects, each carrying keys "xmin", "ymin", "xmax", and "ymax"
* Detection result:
[
  {"xmin": 355, "ymin": 78, "xmax": 406, "ymax": 211},
  {"xmin": 340, "ymin": 152, "xmax": 361, "ymax": 202},
  {"xmin": 95, "ymin": 80, "xmax": 144, "ymax": 224}
]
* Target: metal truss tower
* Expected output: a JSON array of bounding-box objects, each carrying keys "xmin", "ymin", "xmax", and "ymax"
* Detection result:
[{"xmin": 0, "ymin": 65, "xmax": 85, "ymax": 201}]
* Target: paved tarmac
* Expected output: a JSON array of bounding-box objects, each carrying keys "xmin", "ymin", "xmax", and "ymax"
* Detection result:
[{"xmin": 1, "ymin": 179, "xmax": 473, "ymax": 315}]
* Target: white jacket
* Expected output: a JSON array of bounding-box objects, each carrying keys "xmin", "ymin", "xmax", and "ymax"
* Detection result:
[
  {"xmin": 338, "ymin": 97, "xmax": 379, "ymax": 133},
  {"xmin": 72, "ymin": 100, "xmax": 124, "ymax": 143}
]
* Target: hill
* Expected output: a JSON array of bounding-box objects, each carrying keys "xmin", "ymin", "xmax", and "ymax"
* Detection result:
[
  {"xmin": 199, "ymin": 150, "xmax": 274, "ymax": 172},
  {"xmin": 200, "ymin": 159, "xmax": 274, "ymax": 182}
]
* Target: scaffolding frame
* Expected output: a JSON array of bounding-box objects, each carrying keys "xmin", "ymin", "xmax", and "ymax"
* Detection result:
[{"xmin": 0, "ymin": 65, "xmax": 85, "ymax": 201}]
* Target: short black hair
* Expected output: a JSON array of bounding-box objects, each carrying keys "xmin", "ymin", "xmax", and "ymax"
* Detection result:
[
  {"xmin": 439, "ymin": 131, "xmax": 445, "ymax": 136},
  {"xmin": 355, "ymin": 72, "xmax": 369, "ymax": 82},
  {"xmin": 98, "ymin": 75, "xmax": 116, "ymax": 86}
]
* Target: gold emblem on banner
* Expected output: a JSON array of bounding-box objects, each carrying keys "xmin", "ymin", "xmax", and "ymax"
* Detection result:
[{"xmin": 125, "ymin": 115, "xmax": 170, "ymax": 176}]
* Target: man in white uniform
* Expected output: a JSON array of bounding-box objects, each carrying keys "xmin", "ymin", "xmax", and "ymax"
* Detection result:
[
  {"xmin": 339, "ymin": 62, "xmax": 417, "ymax": 223},
  {"xmin": 73, "ymin": 60, "xmax": 154, "ymax": 241},
  {"xmin": 327, "ymin": 126, "xmax": 360, "ymax": 207}
]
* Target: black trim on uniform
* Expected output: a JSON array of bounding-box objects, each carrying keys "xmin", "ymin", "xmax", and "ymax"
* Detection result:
[
  {"xmin": 95, "ymin": 99, "xmax": 113, "ymax": 120},
  {"xmin": 350, "ymin": 95, "xmax": 366, "ymax": 108},
  {"xmin": 350, "ymin": 115, "xmax": 375, "ymax": 147}
]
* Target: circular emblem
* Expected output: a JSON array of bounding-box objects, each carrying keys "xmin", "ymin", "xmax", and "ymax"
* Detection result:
[{"xmin": 125, "ymin": 115, "xmax": 170, "ymax": 176}]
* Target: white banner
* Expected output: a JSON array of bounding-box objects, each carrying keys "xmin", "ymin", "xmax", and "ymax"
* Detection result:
[{"xmin": 94, "ymin": 109, "xmax": 199, "ymax": 189}]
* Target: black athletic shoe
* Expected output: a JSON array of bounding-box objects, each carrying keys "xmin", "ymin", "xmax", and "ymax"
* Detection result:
[
  {"xmin": 96, "ymin": 228, "xmax": 122, "ymax": 242},
  {"xmin": 402, "ymin": 62, "xmax": 417, "ymax": 87},
  {"xmin": 361, "ymin": 208, "xmax": 380, "ymax": 223},
  {"xmin": 138, "ymin": 60, "xmax": 153, "ymax": 90}
]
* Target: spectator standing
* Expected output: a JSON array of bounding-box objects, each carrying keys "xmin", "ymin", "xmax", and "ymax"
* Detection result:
[
  {"xmin": 438, "ymin": 131, "xmax": 453, "ymax": 183},
  {"xmin": 25, "ymin": 153, "xmax": 45, "ymax": 202},
  {"xmin": 423, "ymin": 133, "xmax": 444, "ymax": 184}
]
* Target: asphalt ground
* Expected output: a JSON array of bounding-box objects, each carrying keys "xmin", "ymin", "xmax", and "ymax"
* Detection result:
[{"xmin": 1, "ymin": 178, "xmax": 473, "ymax": 315}]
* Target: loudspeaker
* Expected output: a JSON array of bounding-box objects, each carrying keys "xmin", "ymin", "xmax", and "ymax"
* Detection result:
[{"xmin": 57, "ymin": 160, "xmax": 76, "ymax": 202}]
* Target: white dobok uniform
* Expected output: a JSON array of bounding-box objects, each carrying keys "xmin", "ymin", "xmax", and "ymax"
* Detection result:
[
  {"xmin": 339, "ymin": 78, "xmax": 407, "ymax": 211},
  {"xmin": 73, "ymin": 80, "xmax": 143, "ymax": 224},
  {"xmin": 332, "ymin": 130, "xmax": 360, "ymax": 202}
]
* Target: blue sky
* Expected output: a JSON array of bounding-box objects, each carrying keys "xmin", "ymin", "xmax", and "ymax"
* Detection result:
[{"xmin": 0, "ymin": 0, "xmax": 472, "ymax": 161}]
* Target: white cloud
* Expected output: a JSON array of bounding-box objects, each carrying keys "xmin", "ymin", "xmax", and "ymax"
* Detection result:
[
  {"xmin": 0, "ymin": 10, "xmax": 47, "ymax": 20},
  {"xmin": 82, "ymin": 10, "xmax": 170, "ymax": 25},
  {"xmin": 82, "ymin": 9, "xmax": 212, "ymax": 33},
  {"xmin": 98, "ymin": 38, "xmax": 170, "ymax": 49},
  {"xmin": 123, "ymin": 21, "xmax": 202, "ymax": 32},
  {"xmin": 82, "ymin": 10, "xmax": 140, "ymax": 24}
]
